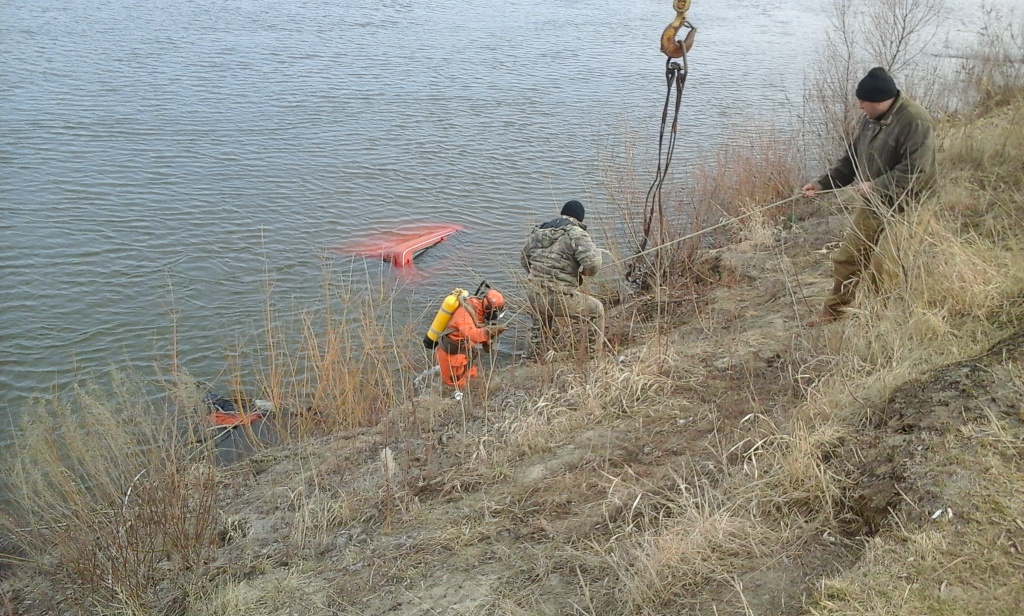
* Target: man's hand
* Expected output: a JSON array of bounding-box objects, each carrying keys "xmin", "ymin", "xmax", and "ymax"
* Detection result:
[
  {"xmin": 854, "ymin": 181, "xmax": 874, "ymax": 197},
  {"xmin": 485, "ymin": 325, "xmax": 508, "ymax": 338},
  {"xmin": 800, "ymin": 183, "xmax": 818, "ymax": 198}
]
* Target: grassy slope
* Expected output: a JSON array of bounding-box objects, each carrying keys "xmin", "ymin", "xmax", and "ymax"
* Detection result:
[{"xmin": 3, "ymin": 94, "xmax": 1023, "ymax": 616}]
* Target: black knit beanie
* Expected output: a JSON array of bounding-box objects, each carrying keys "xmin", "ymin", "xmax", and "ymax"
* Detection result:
[
  {"xmin": 560, "ymin": 200, "xmax": 585, "ymax": 222},
  {"xmin": 856, "ymin": 67, "xmax": 898, "ymax": 102}
]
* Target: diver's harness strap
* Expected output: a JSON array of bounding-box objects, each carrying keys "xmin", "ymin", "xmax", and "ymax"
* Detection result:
[{"xmin": 438, "ymin": 296, "xmax": 485, "ymax": 355}]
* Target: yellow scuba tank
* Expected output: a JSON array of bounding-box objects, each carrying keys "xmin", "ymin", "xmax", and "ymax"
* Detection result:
[{"xmin": 423, "ymin": 288, "xmax": 468, "ymax": 349}]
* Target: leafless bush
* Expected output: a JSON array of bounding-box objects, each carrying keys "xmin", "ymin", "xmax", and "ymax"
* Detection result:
[
  {"xmin": 957, "ymin": 5, "xmax": 1024, "ymax": 112},
  {"xmin": 865, "ymin": 0, "xmax": 947, "ymax": 74},
  {"xmin": 602, "ymin": 123, "xmax": 802, "ymax": 299},
  {"xmin": 1, "ymin": 373, "xmax": 220, "ymax": 611},
  {"xmin": 804, "ymin": 0, "xmax": 947, "ymax": 164}
]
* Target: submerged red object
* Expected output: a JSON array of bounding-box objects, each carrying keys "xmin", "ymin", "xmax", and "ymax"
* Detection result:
[
  {"xmin": 336, "ymin": 223, "xmax": 464, "ymax": 267},
  {"xmin": 208, "ymin": 410, "xmax": 264, "ymax": 428},
  {"xmin": 203, "ymin": 393, "xmax": 273, "ymax": 428}
]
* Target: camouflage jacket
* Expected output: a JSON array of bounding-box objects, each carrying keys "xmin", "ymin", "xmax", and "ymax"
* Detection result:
[
  {"xmin": 520, "ymin": 216, "xmax": 602, "ymax": 293},
  {"xmin": 816, "ymin": 92, "xmax": 936, "ymax": 206}
]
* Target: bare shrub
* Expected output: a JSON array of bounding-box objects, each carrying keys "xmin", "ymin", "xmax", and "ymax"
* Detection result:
[
  {"xmin": 804, "ymin": 0, "xmax": 948, "ymax": 163},
  {"xmin": 957, "ymin": 5, "xmax": 1024, "ymax": 112},
  {"xmin": 1, "ymin": 372, "xmax": 220, "ymax": 611},
  {"xmin": 689, "ymin": 129, "xmax": 804, "ymax": 242},
  {"xmin": 603, "ymin": 123, "xmax": 803, "ymax": 298},
  {"xmin": 863, "ymin": 0, "xmax": 947, "ymax": 75},
  {"xmin": 805, "ymin": 0, "xmax": 863, "ymax": 156}
]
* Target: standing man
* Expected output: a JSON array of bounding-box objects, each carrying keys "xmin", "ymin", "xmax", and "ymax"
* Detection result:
[
  {"xmin": 802, "ymin": 66, "xmax": 937, "ymax": 325},
  {"xmin": 436, "ymin": 289, "xmax": 507, "ymax": 389},
  {"xmin": 521, "ymin": 199, "xmax": 605, "ymax": 353}
]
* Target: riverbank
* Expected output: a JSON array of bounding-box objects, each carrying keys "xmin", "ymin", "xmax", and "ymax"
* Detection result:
[
  {"xmin": 3, "ymin": 82, "xmax": 1023, "ymax": 613},
  {"xmin": 5, "ymin": 3, "xmax": 1024, "ymax": 611}
]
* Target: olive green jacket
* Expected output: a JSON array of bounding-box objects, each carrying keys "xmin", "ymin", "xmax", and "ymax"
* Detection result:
[
  {"xmin": 815, "ymin": 92, "xmax": 936, "ymax": 205},
  {"xmin": 520, "ymin": 216, "xmax": 602, "ymax": 293}
]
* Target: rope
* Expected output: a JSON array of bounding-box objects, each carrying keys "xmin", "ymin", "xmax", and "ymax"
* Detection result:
[{"xmin": 607, "ymin": 190, "xmax": 838, "ymax": 270}]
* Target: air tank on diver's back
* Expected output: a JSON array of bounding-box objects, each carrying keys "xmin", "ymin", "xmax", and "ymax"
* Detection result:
[{"xmin": 423, "ymin": 288, "xmax": 469, "ymax": 349}]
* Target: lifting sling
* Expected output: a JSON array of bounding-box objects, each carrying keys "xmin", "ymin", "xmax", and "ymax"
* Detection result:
[{"xmin": 629, "ymin": 0, "xmax": 697, "ymax": 285}]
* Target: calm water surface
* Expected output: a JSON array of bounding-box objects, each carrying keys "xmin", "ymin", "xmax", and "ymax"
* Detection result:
[{"xmin": 3, "ymin": 0, "xmax": 844, "ymax": 425}]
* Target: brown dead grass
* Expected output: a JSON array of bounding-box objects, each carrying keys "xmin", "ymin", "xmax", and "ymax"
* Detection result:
[
  {"xmin": 1, "ymin": 373, "xmax": 222, "ymax": 612},
  {"xmin": 3, "ymin": 13, "xmax": 1024, "ymax": 615}
]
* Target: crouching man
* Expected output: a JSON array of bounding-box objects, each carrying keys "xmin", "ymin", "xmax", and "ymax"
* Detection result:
[
  {"xmin": 521, "ymin": 199, "xmax": 605, "ymax": 354},
  {"xmin": 436, "ymin": 289, "xmax": 507, "ymax": 389}
]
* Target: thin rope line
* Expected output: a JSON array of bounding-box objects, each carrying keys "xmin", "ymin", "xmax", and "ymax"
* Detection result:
[{"xmin": 609, "ymin": 190, "xmax": 839, "ymax": 269}]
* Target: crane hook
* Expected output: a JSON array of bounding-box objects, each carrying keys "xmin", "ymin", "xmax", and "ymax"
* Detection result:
[{"xmin": 660, "ymin": 0, "xmax": 697, "ymax": 58}]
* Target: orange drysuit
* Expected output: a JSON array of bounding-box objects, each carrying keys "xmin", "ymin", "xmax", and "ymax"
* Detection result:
[{"xmin": 435, "ymin": 297, "xmax": 498, "ymax": 388}]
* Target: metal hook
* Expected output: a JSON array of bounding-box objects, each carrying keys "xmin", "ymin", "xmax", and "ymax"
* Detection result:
[{"xmin": 660, "ymin": 1, "xmax": 697, "ymax": 59}]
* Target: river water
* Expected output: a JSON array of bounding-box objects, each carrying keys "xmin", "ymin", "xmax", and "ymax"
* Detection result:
[{"xmin": 2, "ymin": 0, "xmax": 1009, "ymax": 430}]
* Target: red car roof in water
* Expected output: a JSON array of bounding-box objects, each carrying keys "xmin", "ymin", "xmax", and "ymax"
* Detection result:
[{"xmin": 335, "ymin": 223, "xmax": 464, "ymax": 267}]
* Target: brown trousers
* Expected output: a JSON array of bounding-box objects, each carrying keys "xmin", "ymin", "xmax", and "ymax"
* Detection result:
[
  {"xmin": 527, "ymin": 288, "xmax": 605, "ymax": 351},
  {"xmin": 825, "ymin": 203, "xmax": 896, "ymax": 314}
]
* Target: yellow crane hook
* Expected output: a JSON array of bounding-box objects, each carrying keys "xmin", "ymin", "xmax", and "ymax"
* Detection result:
[{"xmin": 660, "ymin": 0, "xmax": 697, "ymax": 58}]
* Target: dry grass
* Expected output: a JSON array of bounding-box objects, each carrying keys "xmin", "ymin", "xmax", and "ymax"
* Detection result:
[
  {"xmin": 259, "ymin": 273, "xmax": 418, "ymax": 438},
  {"xmin": 4, "ymin": 5, "xmax": 1024, "ymax": 614},
  {"xmin": 557, "ymin": 402, "xmax": 850, "ymax": 614},
  {"xmin": 1, "ymin": 373, "xmax": 221, "ymax": 612},
  {"xmin": 192, "ymin": 568, "xmax": 336, "ymax": 615},
  {"xmin": 609, "ymin": 481, "xmax": 777, "ymax": 613},
  {"xmin": 285, "ymin": 459, "xmax": 355, "ymax": 557}
]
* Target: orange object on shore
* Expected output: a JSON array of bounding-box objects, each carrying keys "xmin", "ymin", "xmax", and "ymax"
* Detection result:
[
  {"xmin": 335, "ymin": 223, "xmax": 464, "ymax": 267},
  {"xmin": 203, "ymin": 392, "xmax": 273, "ymax": 428},
  {"xmin": 207, "ymin": 409, "xmax": 264, "ymax": 428}
]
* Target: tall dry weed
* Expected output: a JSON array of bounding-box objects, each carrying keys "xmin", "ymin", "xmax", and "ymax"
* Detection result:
[
  {"xmin": 248, "ymin": 268, "xmax": 418, "ymax": 439},
  {"xmin": 956, "ymin": 5, "xmax": 1024, "ymax": 113},
  {"xmin": 2, "ymin": 372, "xmax": 220, "ymax": 611},
  {"xmin": 689, "ymin": 129, "xmax": 804, "ymax": 245},
  {"xmin": 616, "ymin": 128, "xmax": 804, "ymax": 297}
]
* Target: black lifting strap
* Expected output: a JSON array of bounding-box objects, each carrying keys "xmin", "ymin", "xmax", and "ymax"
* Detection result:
[{"xmin": 628, "ymin": 48, "xmax": 690, "ymax": 284}]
